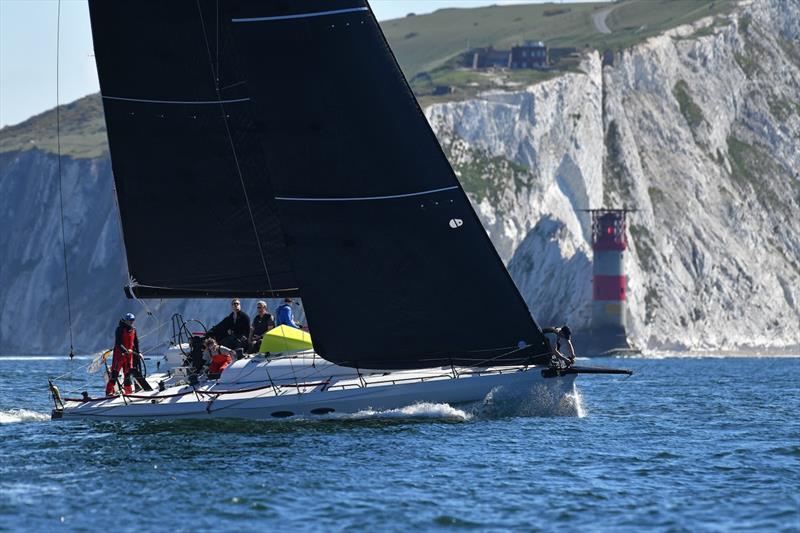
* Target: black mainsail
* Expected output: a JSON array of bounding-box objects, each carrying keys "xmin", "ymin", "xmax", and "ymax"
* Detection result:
[
  {"xmin": 89, "ymin": 0, "xmax": 297, "ymax": 298},
  {"xmin": 89, "ymin": 0, "xmax": 551, "ymax": 368}
]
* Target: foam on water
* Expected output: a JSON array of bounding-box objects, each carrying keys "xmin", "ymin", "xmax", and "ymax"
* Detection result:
[
  {"xmin": 346, "ymin": 402, "xmax": 473, "ymax": 421},
  {"xmin": 333, "ymin": 383, "xmax": 586, "ymax": 422},
  {"xmin": 0, "ymin": 409, "xmax": 50, "ymax": 424},
  {"xmin": 571, "ymin": 387, "xmax": 587, "ymax": 418},
  {"xmin": 473, "ymin": 382, "xmax": 586, "ymax": 418}
]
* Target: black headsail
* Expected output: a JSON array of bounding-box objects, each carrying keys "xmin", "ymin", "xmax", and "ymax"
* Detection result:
[
  {"xmin": 89, "ymin": 0, "xmax": 551, "ymax": 368},
  {"xmin": 88, "ymin": 0, "xmax": 297, "ymax": 298},
  {"xmin": 226, "ymin": 0, "xmax": 549, "ymax": 368}
]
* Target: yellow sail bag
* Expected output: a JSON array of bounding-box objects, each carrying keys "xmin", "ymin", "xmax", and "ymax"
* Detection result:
[{"xmin": 259, "ymin": 325, "xmax": 313, "ymax": 353}]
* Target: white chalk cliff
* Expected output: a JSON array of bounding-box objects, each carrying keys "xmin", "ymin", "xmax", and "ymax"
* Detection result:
[{"xmin": 426, "ymin": 0, "xmax": 799, "ymax": 352}]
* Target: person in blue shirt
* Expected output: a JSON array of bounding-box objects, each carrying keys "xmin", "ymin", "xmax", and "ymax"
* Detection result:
[{"xmin": 276, "ymin": 298, "xmax": 302, "ymax": 329}]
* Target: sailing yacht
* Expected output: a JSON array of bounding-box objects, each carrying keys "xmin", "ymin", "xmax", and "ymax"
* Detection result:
[{"xmin": 50, "ymin": 0, "xmax": 630, "ymax": 420}]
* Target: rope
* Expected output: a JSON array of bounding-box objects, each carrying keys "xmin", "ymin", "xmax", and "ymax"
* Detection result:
[
  {"xmin": 195, "ymin": 0, "xmax": 274, "ymax": 292},
  {"xmin": 127, "ymin": 276, "xmax": 169, "ymax": 347},
  {"xmin": 55, "ymin": 0, "xmax": 75, "ymax": 361}
]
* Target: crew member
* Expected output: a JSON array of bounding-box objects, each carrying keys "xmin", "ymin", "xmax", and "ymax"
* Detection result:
[
  {"xmin": 558, "ymin": 325, "xmax": 576, "ymax": 365},
  {"xmin": 276, "ymin": 298, "xmax": 302, "ymax": 329},
  {"xmin": 543, "ymin": 325, "xmax": 575, "ymax": 368},
  {"xmin": 105, "ymin": 313, "xmax": 139, "ymax": 396},
  {"xmin": 204, "ymin": 338, "xmax": 235, "ymax": 379},
  {"xmin": 542, "ymin": 325, "xmax": 575, "ymax": 368},
  {"xmin": 248, "ymin": 301, "xmax": 275, "ymax": 353},
  {"xmin": 209, "ymin": 299, "xmax": 251, "ymax": 350}
]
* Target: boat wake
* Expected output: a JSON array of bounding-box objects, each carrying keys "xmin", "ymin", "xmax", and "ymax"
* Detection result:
[
  {"xmin": 0, "ymin": 409, "xmax": 50, "ymax": 424},
  {"xmin": 346, "ymin": 402, "xmax": 473, "ymax": 421},
  {"xmin": 333, "ymin": 385, "xmax": 586, "ymax": 422}
]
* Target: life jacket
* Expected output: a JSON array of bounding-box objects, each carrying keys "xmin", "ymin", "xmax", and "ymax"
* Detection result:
[
  {"xmin": 113, "ymin": 323, "xmax": 136, "ymax": 360},
  {"xmin": 121, "ymin": 326, "xmax": 136, "ymax": 351},
  {"xmin": 209, "ymin": 351, "xmax": 232, "ymax": 374}
]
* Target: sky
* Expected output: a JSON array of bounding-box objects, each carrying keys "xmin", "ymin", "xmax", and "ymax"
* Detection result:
[{"xmin": 0, "ymin": 0, "xmax": 596, "ymax": 128}]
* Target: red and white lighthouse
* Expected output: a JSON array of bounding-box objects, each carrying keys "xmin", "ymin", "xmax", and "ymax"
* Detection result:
[{"xmin": 586, "ymin": 209, "xmax": 634, "ymax": 354}]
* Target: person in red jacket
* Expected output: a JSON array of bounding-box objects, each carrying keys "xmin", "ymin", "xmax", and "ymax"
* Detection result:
[
  {"xmin": 203, "ymin": 337, "xmax": 235, "ymax": 379},
  {"xmin": 105, "ymin": 313, "xmax": 139, "ymax": 396}
]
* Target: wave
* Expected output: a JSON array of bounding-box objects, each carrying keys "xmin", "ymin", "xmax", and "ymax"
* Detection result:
[{"xmin": 0, "ymin": 409, "xmax": 50, "ymax": 424}]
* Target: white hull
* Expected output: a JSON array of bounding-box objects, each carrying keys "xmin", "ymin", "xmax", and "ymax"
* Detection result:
[{"xmin": 55, "ymin": 352, "xmax": 577, "ymax": 420}]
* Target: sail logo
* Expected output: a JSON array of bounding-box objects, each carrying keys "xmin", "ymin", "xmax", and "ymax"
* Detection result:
[{"xmin": 449, "ymin": 219, "xmax": 464, "ymax": 229}]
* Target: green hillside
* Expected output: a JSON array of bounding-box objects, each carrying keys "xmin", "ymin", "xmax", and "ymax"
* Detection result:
[
  {"xmin": 0, "ymin": 93, "xmax": 107, "ymax": 159},
  {"xmin": 383, "ymin": 1, "xmax": 733, "ymax": 79},
  {"xmin": 0, "ymin": 0, "xmax": 736, "ymax": 159},
  {"xmin": 383, "ymin": 2, "xmax": 606, "ymax": 78}
]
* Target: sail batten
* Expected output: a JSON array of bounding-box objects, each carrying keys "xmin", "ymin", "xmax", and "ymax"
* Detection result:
[
  {"xmin": 101, "ymin": 96, "xmax": 251, "ymax": 105},
  {"xmin": 274, "ymin": 186, "xmax": 459, "ymax": 203},
  {"xmin": 232, "ymin": 6, "xmax": 369, "ymax": 23}
]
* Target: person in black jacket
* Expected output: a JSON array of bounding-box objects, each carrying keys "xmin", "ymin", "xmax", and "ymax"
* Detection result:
[
  {"xmin": 209, "ymin": 299, "xmax": 251, "ymax": 350},
  {"xmin": 248, "ymin": 300, "xmax": 275, "ymax": 353}
]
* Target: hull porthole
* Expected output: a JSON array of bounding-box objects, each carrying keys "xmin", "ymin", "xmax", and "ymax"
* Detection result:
[
  {"xmin": 271, "ymin": 411, "xmax": 294, "ymax": 418},
  {"xmin": 310, "ymin": 408, "xmax": 335, "ymax": 415}
]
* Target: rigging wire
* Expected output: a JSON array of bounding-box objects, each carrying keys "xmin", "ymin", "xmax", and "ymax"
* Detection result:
[
  {"xmin": 215, "ymin": 0, "xmax": 220, "ymax": 83},
  {"xmin": 55, "ymin": 0, "xmax": 76, "ymax": 362},
  {"xmin": 195, "ymin": 0, "xmax": 274, "ymax": 292}
]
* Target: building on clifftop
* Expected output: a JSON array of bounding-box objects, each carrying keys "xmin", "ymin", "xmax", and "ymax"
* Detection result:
[{"xmin": 465, "ymin": 41, "xmax": 549, "ymax": 69}]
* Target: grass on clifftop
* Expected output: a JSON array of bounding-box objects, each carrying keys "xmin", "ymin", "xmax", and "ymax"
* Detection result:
[
  {"xmin": 0, "ymin": 94, "xmax": 107, "ymax": 159},
  {"xmin": 604, "ymin": 0, "xmax": 733, "ymax": 48},
  {"xmin": 383, "ymin": 0, "xmax": 735, "ymax": 79},
  {"xmin": 382, "ymin": 2, "xmax": 607, "ymax": 78}
]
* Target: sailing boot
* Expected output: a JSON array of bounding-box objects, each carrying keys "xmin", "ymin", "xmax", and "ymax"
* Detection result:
[{"xmin": 123, "ymin": 384, "xmax": 133, "ymax": 395}]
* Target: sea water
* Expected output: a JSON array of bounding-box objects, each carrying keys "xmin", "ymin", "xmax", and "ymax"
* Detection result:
[{"xmin": 0, "ymin": 356, "xmax": 797, "ymax": 531}]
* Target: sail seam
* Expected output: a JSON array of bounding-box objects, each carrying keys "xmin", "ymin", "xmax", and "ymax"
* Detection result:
[
  {"xmin": 232, "ymin": 7, "xmax": 368, "ymax": 23},
  {"xmin": 102, "ymin": 96, "xmax": 250, "ymax": 105},
  {"xmin": 275, "ymin": 186, "xmax": 458, "ymax": 202}
]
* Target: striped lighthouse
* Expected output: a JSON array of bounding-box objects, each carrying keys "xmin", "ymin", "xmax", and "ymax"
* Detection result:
[{"xmin": 587, "ymin": 209, "xmax": 633, "ymax": 354}]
